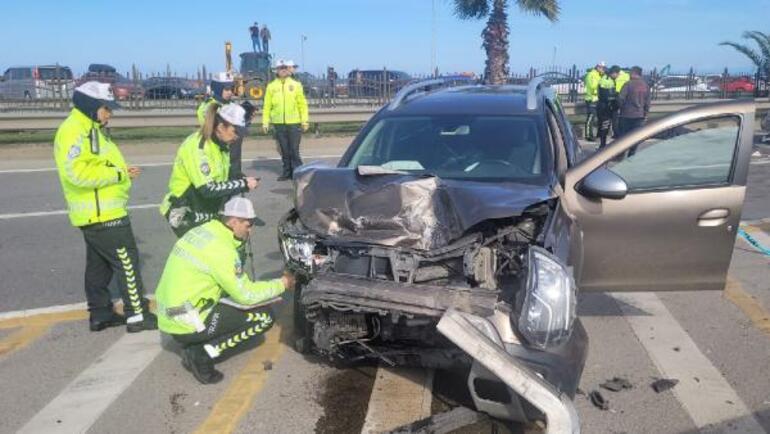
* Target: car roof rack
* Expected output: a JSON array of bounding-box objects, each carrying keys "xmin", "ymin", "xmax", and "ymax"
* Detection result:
[
  {"xmin": 388, "ymin": 78, "xmax": 448, "ymax": 111},
  {"xmin": 526, "ymin": 77, "xmax": 546, "ymax": 111}
]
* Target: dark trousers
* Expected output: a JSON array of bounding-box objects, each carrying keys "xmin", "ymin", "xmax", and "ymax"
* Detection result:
[
  {"xmin": 597, "ymin": 108, "xmax": 613, "ymax": 149},
  {"xmin": 618, "ymin": 117, "xmax": 646, "ymax": 156},
  {"xmin": 173, "ymin": 303, "xmax": 274, "ymax": 361},
  {"xmin": 611, "ymin": 110, "xmax": 620, "ymax": 138},
  {"xmin": 229, "ymin": 133, "xmax": 244, "ymax": 179},
  {"xmin": 584, "ymin": 101, "xmax": 597, "ymax": 140},
  {"xmin": 274, "ymin": 124, "xmax": 303, "ymax": 177},
  {"xmin": 81, "ymin": 217, "xmax": 150, "ymax": 320}
]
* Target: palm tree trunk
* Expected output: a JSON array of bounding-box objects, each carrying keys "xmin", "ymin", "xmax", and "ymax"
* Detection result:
[{"xmin": 483, "ymin": 0, "xmax": 510, "ymax": 84}]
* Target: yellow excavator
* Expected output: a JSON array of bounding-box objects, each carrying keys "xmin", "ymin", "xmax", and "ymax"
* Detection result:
[{"xmin": 224, "ymin": 41, "xmax": 273, "ymax": 101}]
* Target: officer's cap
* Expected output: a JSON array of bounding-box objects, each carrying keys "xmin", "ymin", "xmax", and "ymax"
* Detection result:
[
  {"xmin": 212, "ymin": 72, "xmax": 234, "ymax": 85},
  {"xmin": 274, "ymin": 59, "xmax": 298, "ymax": 70},
  {"xmin": 221, "ymin": 197, "xmax": 257, "ymax": 220},
  {"xmin": 74, "ymin": 81, "xmax": 120, "ymax": 110},
  {"xmin": 217, "ymin": 103, "xmax": 246, "ymax": 127}
]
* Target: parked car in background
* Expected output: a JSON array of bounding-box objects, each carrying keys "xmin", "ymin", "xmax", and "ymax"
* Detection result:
[
  {"xmin": 535, "ymin": 71, "xmax": 585, "ymax": 96},
  {"xmin": 720, "ymin": 76, "xmax": 756, "ymax": 93},
  {"xmin": 347, "ymin": 69, "xmax": 412, "ymax": 97},
  {"xmin": 653, "ymin": 75, "xmax": 712, "ymax": 93},
  {"xmin": 77, "ymin": 64, "xmax": 144, "ymax": 100},
  {"xmin": 0, "ymin": 65, "xmax": 74, "ymax": 99},
  {"xmin": 143, "ymin": 77, "xmax": 202, "ymax": 99}
]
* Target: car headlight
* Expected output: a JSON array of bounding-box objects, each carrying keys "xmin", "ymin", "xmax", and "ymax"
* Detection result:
[
  {"xmin": 517, "ymin": 247, "xmax": 576, "ymax": 350},
  {"xmin": 281, "ymin": 236, "xmax": 315, "ymax": 268}
]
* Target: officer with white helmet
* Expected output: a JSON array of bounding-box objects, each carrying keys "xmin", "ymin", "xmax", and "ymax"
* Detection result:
[
  {"xmin": 53, "ymin": 81, "xmax": 157, "ymax": 332},
  {"xmin": 161, "ymin": 104, "xmax": 260, "ymax": 237}
]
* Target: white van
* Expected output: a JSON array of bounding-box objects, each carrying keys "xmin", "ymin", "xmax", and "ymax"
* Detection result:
[{"xmin": 0, "ymin": 65, "xmax": 74, "ymax": 99}]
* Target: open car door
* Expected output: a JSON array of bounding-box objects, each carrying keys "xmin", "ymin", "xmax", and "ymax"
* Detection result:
[{"xmin": 562, "ymin": 100, "xmax": 755, "ymax": 292}]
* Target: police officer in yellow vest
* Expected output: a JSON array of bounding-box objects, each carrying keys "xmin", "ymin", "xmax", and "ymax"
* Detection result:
[
  {"xmin": 612, "ymin": 68, "xmax": 631, "ymax": 138},
  {"xmin": 161, "ymin": 104, "xmax": 260, "ymax": 237},
  {"xmin": 583, "ymin": 61, "xmax": 606, "ymax": 141},
  {"xmin": 155, "ymin": 197, "xmax": 296, "ymax": 384},
  {"xmin": 261, "ymin": 59, "xmax": 309, "ymax": 181},
  {"xmin": 54, "ymin": 82, "xmax": 157, "ymax": 332}
]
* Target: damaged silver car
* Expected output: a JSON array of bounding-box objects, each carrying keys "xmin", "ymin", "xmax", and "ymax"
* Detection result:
[{"xmin": 278, "ymin": 78, "xmax": 755, "ymax": 427}]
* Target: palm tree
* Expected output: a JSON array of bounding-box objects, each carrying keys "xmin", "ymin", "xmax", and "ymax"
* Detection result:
[
  {"xmin": 719, "ymin": 31, "xmax": 770, "ymax": 80},
  {"xmin": 453, "ymin": 0, "xmax": 560, "ymax": 84}
]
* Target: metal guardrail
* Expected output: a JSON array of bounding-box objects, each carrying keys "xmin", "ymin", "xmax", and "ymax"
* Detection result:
[{"xmin": 0, "ymin": 99, "xmax": 766, "ymax": 131}]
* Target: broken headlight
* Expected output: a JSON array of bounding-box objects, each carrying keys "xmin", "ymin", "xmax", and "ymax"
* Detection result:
[
  {"xmin": 517, "ymin": 247, "xmax": 576, "ymax": 350},
  {"xmin": 281, "ymin": 236, "xmax": 316, "ymax": 268}
]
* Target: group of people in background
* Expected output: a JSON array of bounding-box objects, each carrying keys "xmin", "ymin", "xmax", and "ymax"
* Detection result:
[
  {"xmin": 249, "ymin": 22, "xmax": 272, "ymax": 54},
  {"xmin": 52, "ymin": 57, "xmax": 309, "ymax": 385},
  {"xmin": 583, "ymin": 62, "xmax": 651, "ymax": 149}
]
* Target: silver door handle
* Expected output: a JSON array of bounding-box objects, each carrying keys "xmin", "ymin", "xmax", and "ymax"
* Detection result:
[{"xmin": 697, "ymin": 208, "xmax": 730, "ymax": 227}]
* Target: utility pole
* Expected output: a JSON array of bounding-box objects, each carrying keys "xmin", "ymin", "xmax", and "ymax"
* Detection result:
[
  {"xmin": 431, "ymin": 0, "xmax": 437, "ymax": 77},
  {"xmin": 301, "ymin": 35, "xmax": 307, "ymax": 70}
]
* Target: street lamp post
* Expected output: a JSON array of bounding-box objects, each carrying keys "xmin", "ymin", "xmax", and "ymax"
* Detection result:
[{"xmin": 301, "ymin": 35, "xmax": 307, "ymax": 71}]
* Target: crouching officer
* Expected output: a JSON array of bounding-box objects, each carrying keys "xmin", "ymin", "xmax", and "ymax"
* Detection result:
[
  {"xmin": 155, "ymin": 197, "xmax": 296, "ymax": 384},
  {"xmin": 53, "ymin": 81, "xmax": 157, "ymax": 332},
  {"xmin": 161, "ymin": 104, "xmax": 260, "ymax": 237}
]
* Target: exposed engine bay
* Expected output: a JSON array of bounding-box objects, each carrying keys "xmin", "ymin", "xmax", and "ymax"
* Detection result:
[{"xmin": 281, "ymin": 206, "xmax": 549, "ymax": 367}]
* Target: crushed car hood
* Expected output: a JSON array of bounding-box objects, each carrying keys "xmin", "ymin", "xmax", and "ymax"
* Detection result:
[{"xmin": 293, "ymin": 163, "xmax": 554, "ymax": 250}]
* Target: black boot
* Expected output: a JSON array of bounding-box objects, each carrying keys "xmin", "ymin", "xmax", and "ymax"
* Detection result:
[
  {"xmin": 89, "ymin": 312, "xmax": 126, "ymax": 332},
  {"xmin": 181, "ymin": 345, "xmax": 224, "ymax": 384},
  {"xmin": 126, "ymin": 312, "xmax": 158, "ymax": 333}
]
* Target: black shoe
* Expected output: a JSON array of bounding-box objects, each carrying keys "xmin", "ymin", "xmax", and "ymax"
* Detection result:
[
  {"xmin": 277, "ymin": 175, "xmax": 291, "ymax": 181},
  {"xmin": 181, "ymin": 346, "xmax": 224, "ymax": 384},
  {"xmin": 89, "ymin": 312, "xmax": 126, "ymax": 332},
  {"xmin": 126, "ymin": 312, "xmax": 158, "ymax": 333}
]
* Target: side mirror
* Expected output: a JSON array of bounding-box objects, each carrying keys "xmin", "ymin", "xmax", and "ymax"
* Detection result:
[{"xmin": 577, "ymin": 168, "xmax": 628, "ymax": 200}]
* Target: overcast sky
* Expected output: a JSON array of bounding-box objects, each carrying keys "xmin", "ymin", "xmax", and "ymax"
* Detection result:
[{"xmin": 0, "ymin": 0, "xmax": 767, "ymax": 77}]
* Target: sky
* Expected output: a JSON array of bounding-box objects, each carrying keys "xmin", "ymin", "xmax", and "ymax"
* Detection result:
[{"xmin": 0, "ymin": 0, "xmax": 767, "ymax": 78}]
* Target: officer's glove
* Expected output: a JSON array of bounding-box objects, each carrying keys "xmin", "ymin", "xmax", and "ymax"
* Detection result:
[{"xmin": 168, "ymin": 206, "xmax": 191, "ymax": 229}]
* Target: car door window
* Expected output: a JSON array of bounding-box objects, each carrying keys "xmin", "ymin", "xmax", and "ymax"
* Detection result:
[
  {"xmin": 607, "ymin": 116, "xmax": 740, "ymax": 191},
  {"xmin": 545, "ymin": 104, "xmax": 568, "ymax": 177}
]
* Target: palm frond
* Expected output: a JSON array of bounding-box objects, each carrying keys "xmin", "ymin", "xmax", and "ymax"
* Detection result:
[
  {"xmin": 454, "ymin": 0, "xmax": 490, "ymax": 19},
  {"xmin": 742, "ymin": 31, "xmax": 770, "ymax": 65},
  {"xmin": 516, "ymin": 0, "xmax": 560, "ymax": 21},
  {"xmin": 719, "ymin": 42, "xmax": 763, "ymax": 68}
]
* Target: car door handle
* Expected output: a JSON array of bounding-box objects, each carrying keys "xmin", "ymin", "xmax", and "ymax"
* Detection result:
[{"xmin": 697, "ymin": 208, "xmax": 730, "ymax": 227}]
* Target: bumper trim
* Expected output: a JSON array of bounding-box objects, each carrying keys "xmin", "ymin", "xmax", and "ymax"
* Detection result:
[{"xmin": 437, "ymin": 308, "xmax": 580, "ymax": 434}]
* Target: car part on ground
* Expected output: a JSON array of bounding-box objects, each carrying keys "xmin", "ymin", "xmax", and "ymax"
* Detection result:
[{"xmin": 437, "ymin": 309, "xmax": 580, "ymax": 433}]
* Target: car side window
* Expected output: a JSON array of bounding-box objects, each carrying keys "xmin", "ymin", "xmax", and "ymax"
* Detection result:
[
  {"xmin": 607, "ymin": 116, "xmax": 741, "ymax": 191},
  {"xmin": 545, "ymin": 104, "xmax": 568, "ymax": 177}
]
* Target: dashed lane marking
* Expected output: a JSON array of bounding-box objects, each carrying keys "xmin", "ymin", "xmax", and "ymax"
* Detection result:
[
  {"xmin": 17, "ymin": 330, "xmax": 162, "ymax": 434},
  {"xmin": 613, "ymin": 292, "xmax": 765, "ymax": 433},
  {"xmin": 0, "ymin": 203, "xmax": 159, "ymax": 220},
  {"xmin": 194, "ymin": 307, "xmax": 291, "ymax": 434},
  {"xmin": 361, "ymin": 367, "xmax": 434, "ymax": 434},
  {"xmin": 0, "ymin": 154, "xmax": 342, "ymax": 174}
]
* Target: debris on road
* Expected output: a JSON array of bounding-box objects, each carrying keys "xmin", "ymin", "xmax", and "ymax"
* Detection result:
[
  {"xmin": 263, "ymin": 360, "xmax": 273, "ymax": 371},
  {"xmin": 387, "ymin": 406, "xmax": 491, "ymax": 434},
  {"xmin": 589, "ymin": 390, "xmax": 610, "ymax": 410},
  {"xmin": 600, "ymin": 377, "xmax": 633, "ymax": 392},
  {"xmin": 651, "ymin": 378, "xmax": 679, "ymax": 393}
]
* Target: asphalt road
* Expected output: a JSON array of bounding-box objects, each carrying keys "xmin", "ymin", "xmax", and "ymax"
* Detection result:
[{"xmin": 0, "ymin": 137, "xmax": 769, "ymax": 434}]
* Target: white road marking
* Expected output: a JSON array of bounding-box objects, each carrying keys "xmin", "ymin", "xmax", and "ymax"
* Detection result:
[
  {"xmin": 0, "ymin": 154, "xmax": 341, "ymax": 174},
  {"xmin": 17, "ymin": 330, "xmax": 162, "ymax": 434},
  {"xmin": 613, "ymin": 292, "xmax": 765, "ymax": 433},
  {"xmin": 0, "ymin": 301, "xmax": 87, "ymax": 321},
  {"xmin": 0, "ymin": 203, "xmax": 159, "ymax": 220},
  {"xmin": 361, "ymin": 367, "xmax": 434, "ymax": 433}
]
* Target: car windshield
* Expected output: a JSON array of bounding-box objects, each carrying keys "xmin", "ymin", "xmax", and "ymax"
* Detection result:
[{"xmin": 346, "ymin": 115, "xmax": 549, "ymax": 182}]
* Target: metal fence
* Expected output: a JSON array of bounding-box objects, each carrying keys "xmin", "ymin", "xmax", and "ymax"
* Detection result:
[{"xmin": 0, "ymin": 65, "xmax": 767, "ymax": 112}]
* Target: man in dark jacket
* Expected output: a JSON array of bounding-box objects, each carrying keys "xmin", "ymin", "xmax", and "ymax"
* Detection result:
[{"xmin": 617, "ymin": 66, "xmax": 651, "ymax": 156}]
